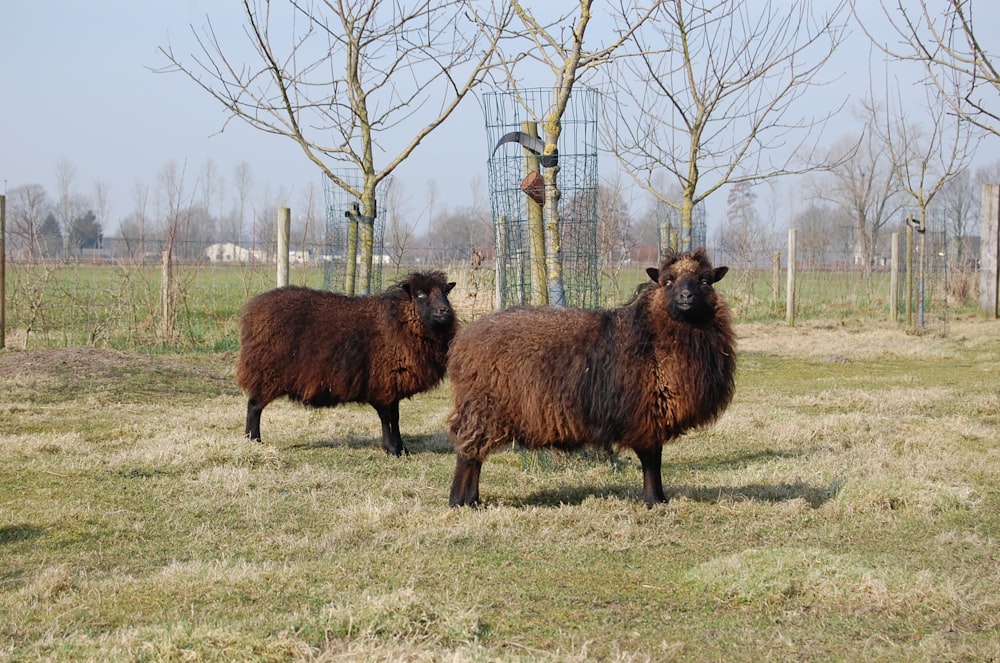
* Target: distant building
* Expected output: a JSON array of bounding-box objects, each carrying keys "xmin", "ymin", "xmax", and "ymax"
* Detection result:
[{"xmin": 204, "ymin": 242, "xmax": 262, "ymax": 263}]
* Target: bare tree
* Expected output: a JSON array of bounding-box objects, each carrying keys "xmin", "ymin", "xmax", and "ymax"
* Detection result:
[
  {"xmin": 6, "ymin": 184, "xmax": 51, "ymax": 261},
  {"xmin": 159, "ymin": 0, "xmax": 510, "ymax": 294},
  {"xmin": 938, "ymin": 167, "xmax": 977, "ymax": 270},
  {"xmin": 871, "ymin": 87, "xmax": 974, "ymax": 327},
  {"xmin": 156, "ymin": 161, "xmax": 196, "ymax": 341},
  {"xmin": 793, "ymin": 203, "xmax": 841, "ymax": 269},
  {"xmin": 232, "ymin": 161, "xmax": 254, "ymax": 248},
  {"xmin": 608, "ymin": 0, "xmax": 849, "ymax": 250},
  {"xmin": 481, "ymin": 0, "xmax": 653, "ymax": 305},
  {"xmin": 293, "ymin": 181, "xmax": 322, "ymax": 268},
  {"xmin": 121, "ymin": 181, "xmax": 152, "ymax": 261},
  {"xmin": 718, "ymin": 181, "xmax": 768, "ymax": 271},
  {"xmin": 93, "ymin": 180, "xmax": 110, "ymax": 252},
  {"xmin": 860, "ymin": 1, "xmax": 999, "ymax": 138},
  {"xmin": 935, "ymin": 167, "xmax": 978, "ymax": 306},
  {"xmin": 55, "ymin": 160, "xmax": 76, "ymax": 259},
  {"xmin": 383, "ymin": 179, "xmax": 415, "ymax": 275},
  {"xmin": 814, "ymin": 109, "xmax": 904, "ymax": 293}
]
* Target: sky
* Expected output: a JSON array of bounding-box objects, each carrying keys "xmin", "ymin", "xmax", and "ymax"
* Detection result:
[{"xmin": 2, "ymin": 1, "xmax": 998, "ymax": 238}]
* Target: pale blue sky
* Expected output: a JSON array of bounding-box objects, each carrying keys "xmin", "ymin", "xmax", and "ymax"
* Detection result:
[
  {"xmin": 3, "ymin": 2, "xmax": 332, "ymax": 222},
  {"xmin": 3, "ymin": 1, "xmax": 997, "ymax": 236}
]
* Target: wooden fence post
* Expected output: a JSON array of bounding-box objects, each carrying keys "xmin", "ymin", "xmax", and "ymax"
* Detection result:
[
  {"xmin": 905, "ymin": 223, "xmax": 914, "ymax": 327},
  {"xmin": 276, "ymin": 206, "xmax": 290, "ymax": 288},
  {"xmin": 786, "ymin": 228, "xmax": 797, "ymax": 327},
  {"xmin": 494, "ymin": 215, "xmax": 508, "ymax": 309},
  {"xmin": 890, "ymin": 231, "xmax": 900, "ymax": 323},
  {"xmin": 771, "ymin": 251, "xmax": 781, "ymax": 306},
  {"xmin": 981, "ymin": 184, "xmax": 1000, "ymax": 318}
]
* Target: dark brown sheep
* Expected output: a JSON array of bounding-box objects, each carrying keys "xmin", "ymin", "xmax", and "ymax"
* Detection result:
[
  {"xmin": 236, "ymin": 271, "xmax": 457, "ymax": 455},
  {"xmin": 447, "ymin": 249, "xmax": 736, "ymax": 507}
]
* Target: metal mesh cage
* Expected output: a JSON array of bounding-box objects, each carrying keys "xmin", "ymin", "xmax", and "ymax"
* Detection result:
[
  {"xmin": 322, "ymin": 173, "xmax": 390, "ymax": 293},
  {"xmin": 655, "ymin": 200, "xmax": 707, "ymax": 254},
  {"xmin": 483, "ymin": 87, "xmax": 600, "ymax": 309}
]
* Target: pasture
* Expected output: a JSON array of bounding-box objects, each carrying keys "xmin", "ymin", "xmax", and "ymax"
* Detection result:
[
  {"xmin": 1, "ymin": 314, "xmax": 997, "ymax": 661},
  {"xmin": 1, "ymin": 259, "xmax": 955, "ymax": 350}
]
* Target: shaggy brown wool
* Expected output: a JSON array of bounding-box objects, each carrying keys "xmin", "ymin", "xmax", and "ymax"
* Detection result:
[
  {"xmin": 236, "ymin": 271, "xmax": 456, "ymax": 455},
  {"xmin": 447, "ymin": 249, "xmax": 735, "ymax": 507}
]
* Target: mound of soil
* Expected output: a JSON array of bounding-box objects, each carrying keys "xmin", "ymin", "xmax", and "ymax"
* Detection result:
[{"xmin": 0, "ymin": 347, "xmax": 239, "ymax": 403}]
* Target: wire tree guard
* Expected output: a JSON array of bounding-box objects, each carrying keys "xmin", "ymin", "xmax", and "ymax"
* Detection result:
[
  {"xmin": 483, "ymin": 87, "xmax": 601, "ymax": 310},
  {"xmin": 656, "ymin": 199, "xmax": 707, "ymax": 254},
  {"xmin": 323, "ymin": 172, "xmax": 389, "ymax": 294}
]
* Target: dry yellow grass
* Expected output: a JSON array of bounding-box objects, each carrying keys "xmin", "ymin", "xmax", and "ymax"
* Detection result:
[{"xmin": 1, "ymin": 316, "xmax": 999, "ymax": 661}]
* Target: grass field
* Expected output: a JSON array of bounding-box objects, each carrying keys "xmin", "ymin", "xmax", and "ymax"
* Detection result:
[
  {"xmin": 1, "ymin": 314, "xmax": 998, "ymax": 661},
  {"xmin": 2, "ymin": 259, "xmax": 971, "ymax": 350}
]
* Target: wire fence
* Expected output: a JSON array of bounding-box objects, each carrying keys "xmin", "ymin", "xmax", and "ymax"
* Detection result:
[{"xmin": 0, "ymin": 236, "xmax": 982, "ymax": 352}]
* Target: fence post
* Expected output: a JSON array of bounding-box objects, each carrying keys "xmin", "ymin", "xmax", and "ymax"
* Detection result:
[
  {"xmin": 890, "ymin": 231, "xmax": 900, "ymax": 323},
  {"xmin": 494, "ymin": 215, "xmax": 508, "ymax": 309},
  {"xmin": 771, "ymin": 250, "xmax": 781, "ymax": 306},
  {"xmin": 1, "ymin": 193, "xmax": 5, "ymax": 349},
  {"xmin": 786, "ymin": 228, "xmax": 797, "ymax": 327},
  {"xmin": 277, "ymin": 206, "xmax": 290, "ymax": 288},
  {"xmin": 981, "ymin": 184, "xmax": 1000, "ymax": 318},
  {"xmin": 905, "ymin": 223, "xmax": 914, "ymax": 327}
]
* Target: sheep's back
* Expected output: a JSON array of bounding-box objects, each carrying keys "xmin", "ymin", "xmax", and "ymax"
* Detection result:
[{"xmin": 236, "ymin": 287, "xmax": 384, "ymax": 405}]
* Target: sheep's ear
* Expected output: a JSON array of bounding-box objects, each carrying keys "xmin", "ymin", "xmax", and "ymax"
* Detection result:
[
  {"xmin": 645, "ymin": 267, "xmax": 659, "ymax": 283},
  {"xmin": 401, "ymin": 283, "xmax": 412, "ymax": 298},
  {"xmin": 444, "ymin": 282, "xmax": 456, "ymax": 295},
  {"xmin": 713, "ymin": 266, "xmax": 729, "ymax": 283}
]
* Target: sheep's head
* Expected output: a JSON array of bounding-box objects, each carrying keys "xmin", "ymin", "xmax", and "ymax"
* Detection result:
[
  {"xmin": 646, "ymin": 248, "xmax": 728, "ymax": 324},
  {"xmin": 401, "ymin": 271, "xmax": 456, "ymax": 331}
]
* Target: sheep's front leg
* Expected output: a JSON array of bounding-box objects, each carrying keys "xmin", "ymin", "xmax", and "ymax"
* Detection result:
[
  {"xmin": 245, "ymin": 398, "xmax": 265, "ymax": 443},
  {"xmin": 374, "ymin": 401, "xmax": 408, "ymax": 456},
  {"xmin": 449, "ymin": 452, "xmax": 482, "ymax": 507},
  {"xmin": 634, "ymin": 445, "xmax": 667, "ymax": 507}
]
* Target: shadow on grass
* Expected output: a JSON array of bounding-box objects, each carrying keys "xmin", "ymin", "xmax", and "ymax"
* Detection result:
[
  {"xmin": 669, "ymin": 479, "xmax": 844, "ymax": 509},
  {"xmin": 668, "ymin": 448, "xmax": 806, "ymax": 472},
  {"xmin": 516, "ymin": 478, "xmax": 843, "ymax": 509},
  {"xmin": 0, "ymin": 524, "xmax": 45, "ymax": 545}
]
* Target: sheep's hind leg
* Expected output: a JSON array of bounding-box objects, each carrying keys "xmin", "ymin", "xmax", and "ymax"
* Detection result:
[
  {"xmin": 245, "ymin": 398, "xmax": 265, "ymax": 443},
  {"xmin": 374, "ymin": 401, "xmax": 408, "ymax": 456},
  {"xmin": 634, "ymin": 445, "xmax": 667, "ymax": 507},
  {"xmin": 449, "ymin": 452, "xmax": 482, "ymax": 507}
]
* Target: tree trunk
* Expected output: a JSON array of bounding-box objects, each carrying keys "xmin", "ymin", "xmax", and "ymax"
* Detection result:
[
  {"xmin": 522, "ymin": 122, "xmax": 548, "ymax": 306},
  {"xmin": 159, "ymin": 246, "xmax": 176, "ymax": 342}
]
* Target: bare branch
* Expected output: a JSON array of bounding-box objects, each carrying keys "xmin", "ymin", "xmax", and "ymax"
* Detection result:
[
  {"xmin": 856, "ymin": 0, "xmax": 1000, "ymax": 138},
  {"xmin": 606, "ymin": 0, "xmax": 849, "ymax": 243},
  {"xmin": 156, "ymin": 0, "xmax": 510, "ymax": 292}
]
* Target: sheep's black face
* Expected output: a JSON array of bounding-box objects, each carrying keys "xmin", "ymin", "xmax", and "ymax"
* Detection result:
[
  {"xmin": 646, "ymin": 251, "xmax": 728, "ymax": 324},
  {"xmin": 404, "ymin": 278, "xmax": 456, "ymax": 330}
]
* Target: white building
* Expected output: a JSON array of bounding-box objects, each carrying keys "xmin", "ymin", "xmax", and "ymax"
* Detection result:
[{"xmin": 204, "ymin": 242, "xmax": 262, "ymax": 263}]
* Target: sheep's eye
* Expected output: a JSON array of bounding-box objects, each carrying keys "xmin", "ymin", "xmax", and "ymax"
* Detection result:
[
  {"xmin": 701, "ymin": 279, "xmax": 710, "ymax": 286},
  {"xmin": 664, "ymin": 278, "xmax": 673, "ymax": 287},
  {"xmin": 416, "ymin": 291, "xmax": 428, "ymax": 299}
]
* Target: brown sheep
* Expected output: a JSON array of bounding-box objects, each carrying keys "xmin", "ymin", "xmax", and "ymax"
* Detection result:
[
  {"xmin": 236, "ymin": 271, "xmax": 457, "ymax": 455},
  {"xmin": 447, "ymin": 249, "xmax": 736, "ymax": 507}
]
